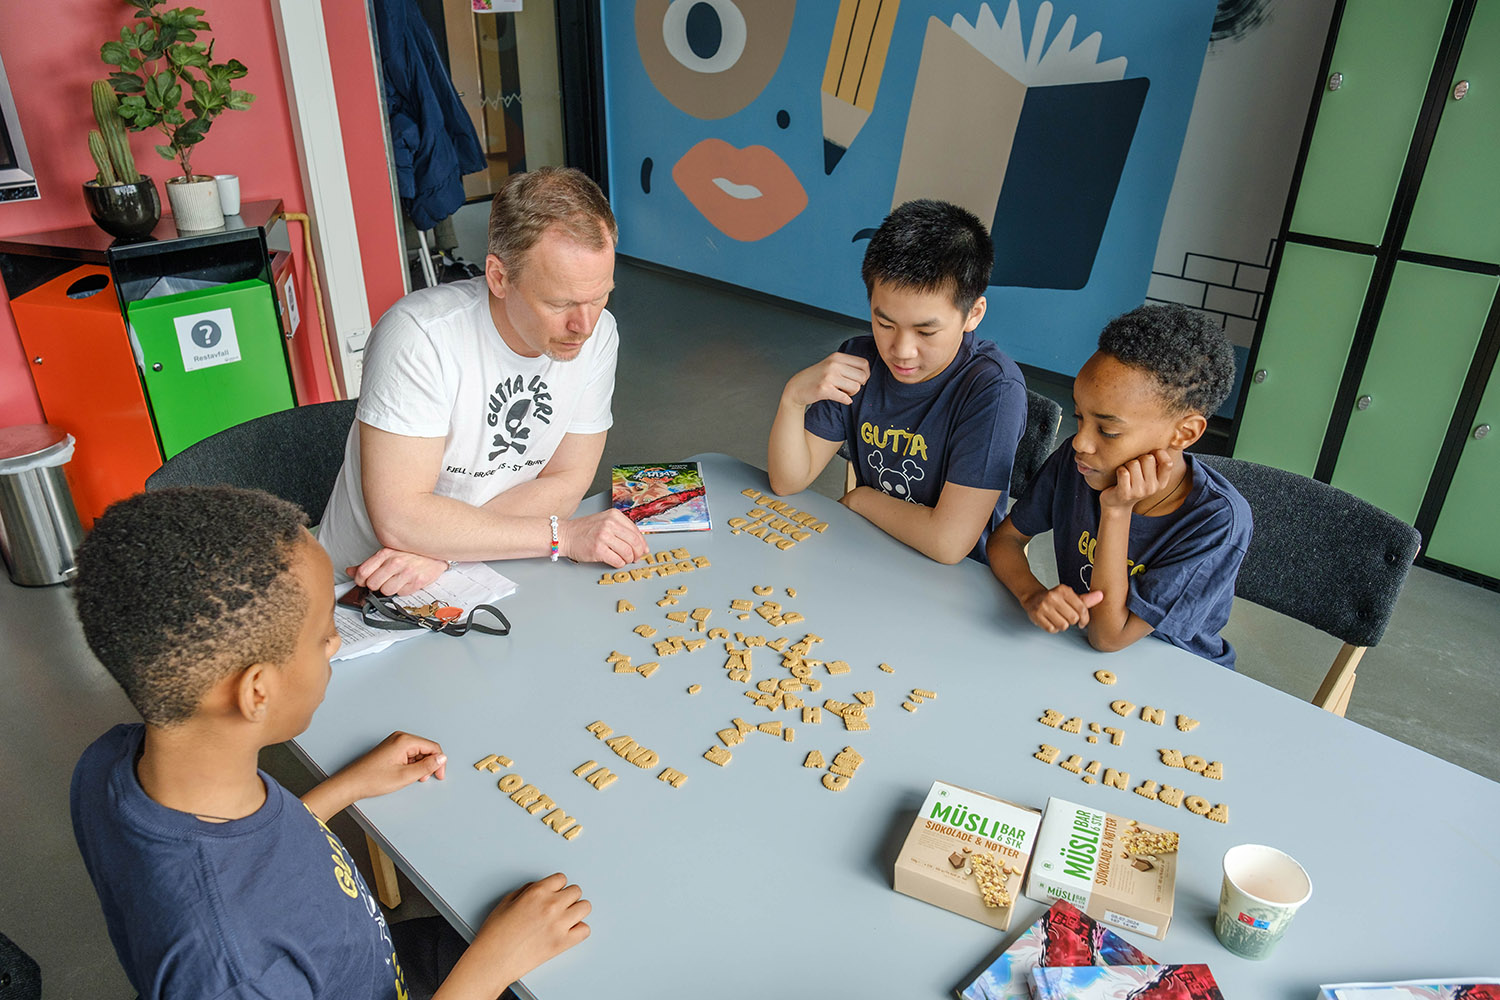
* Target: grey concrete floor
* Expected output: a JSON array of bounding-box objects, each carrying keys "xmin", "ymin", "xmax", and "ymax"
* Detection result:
[{"xmin": 6, "ymin": 257, "xmax": 1497, "ymax": 996}]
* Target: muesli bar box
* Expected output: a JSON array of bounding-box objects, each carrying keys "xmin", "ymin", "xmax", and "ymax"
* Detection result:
[
  {"xmin": 1024, "ymin": 797, "xmax": 1177, "ymax": 940},
  {"xmin": 893, "ymin": 780, "xmax": 1041, "ymax": 931}
]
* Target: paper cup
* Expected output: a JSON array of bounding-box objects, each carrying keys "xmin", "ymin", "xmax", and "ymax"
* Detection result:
[
  {"xmin": 214, "ymin": 174, "xmax": 241, "ymax": 216},
  {"xmin": 1215, "ymin": 844, "xmax": 1312, "ymax": 959}
]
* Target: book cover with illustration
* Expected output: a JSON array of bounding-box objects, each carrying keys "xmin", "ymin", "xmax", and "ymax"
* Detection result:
[
  {"xmin": 1031, "ymin": 963, "xmax": 1223, "ymax": 1000},
  {"xmin": 610, "ymin": 463, "xmax": 711, "ymax": 533},
  {"xmin": 1318, "ymin": 983, "xmax": 1500, "ymax": 1000},
  {"xmin": 892, "ymin": 2, "xmax": 1151, "ymax": 290},
  {"xmin": 957, "ymin": 899, "xmax": 1155, "ymax": 1000}
]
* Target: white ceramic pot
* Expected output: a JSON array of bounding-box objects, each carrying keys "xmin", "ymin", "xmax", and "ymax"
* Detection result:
[{"xmin": 165, "ymin": 175, "xmax": 224, "ymax": 232}]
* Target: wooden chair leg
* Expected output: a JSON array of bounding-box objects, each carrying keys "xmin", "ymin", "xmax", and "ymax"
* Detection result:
[
  {"xmin": 365, "ymin": 833, "xmax": 402, "ymax": 909},
  {"xmin": 1313, "ymin": 643, "xmax": 1365, "ymax": 717}
]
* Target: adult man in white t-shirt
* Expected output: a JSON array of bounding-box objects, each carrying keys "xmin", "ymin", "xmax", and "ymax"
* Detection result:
[{"xmin": 319, "ymin": 167, "xmax": 648, "ymax": 594}]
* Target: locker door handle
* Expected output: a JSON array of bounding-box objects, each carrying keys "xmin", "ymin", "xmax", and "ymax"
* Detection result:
[
  {"xmin": 1356, "ymin": 395, "xmax": 1372, "ymax": 411},
  {"xmin": 1476, "ymin": 424, "xmax": 1491, "ymax": 440}
]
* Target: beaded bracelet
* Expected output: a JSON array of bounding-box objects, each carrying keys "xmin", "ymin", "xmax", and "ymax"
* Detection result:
[{"xmin": 549, "ymin": 515, "xmax": 560, "ymax": 562}]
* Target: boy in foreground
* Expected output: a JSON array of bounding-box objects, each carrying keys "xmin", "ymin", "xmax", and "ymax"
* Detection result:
[
  {"xmin": 70, "ymin": 486, "xmax": 589, "ymax": 999},
  {"xmin": 988, "ymin": 304, "xmax": 1252, "ymax": 667},
  {"xmin": 767, "ymin": 199, "xmax": 1028, "ymax": 564}
]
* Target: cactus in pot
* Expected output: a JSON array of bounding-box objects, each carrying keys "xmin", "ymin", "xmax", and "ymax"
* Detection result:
[
  {"xmin": 82, "ymin": 79, "xmax": 160, "ymax": 239},
  {"xmin": 88, "ymin": 80, "xmax": 143, "ymax": 187}
]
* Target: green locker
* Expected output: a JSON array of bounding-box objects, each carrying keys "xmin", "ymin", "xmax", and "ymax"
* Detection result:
[
  {"xmin": 1233, "ymin": 243, "xmax": 1372, "ymax": 476},
  {"xmin": 128, "ymin": 279, "xmax": 294, "ymax": 458},
  {"xmin": 1403, "ymin": 0, "xmax": 1500, "ymax": 265},
  {"xmin": 1330, "ymin": 262, "xmax": 1497, "ymax": 522},
  {"xmin": 1289, "ymin": 0, "xmax": 1448, "ymax": 245},
  {"xmin": 1427, "ymin": 361, "xmax": 1500, "ymax": 576}
]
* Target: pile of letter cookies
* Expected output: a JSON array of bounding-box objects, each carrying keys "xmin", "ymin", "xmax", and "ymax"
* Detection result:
[
  {"xmin": 1032, "ymin": 668, "xmax": 1230, "ymax": 825},
  {"xmin": 607, "ymin": 569, "xmax": 937, "ymax": 795},
  {"xmin": 724, "ymin": 488, "xmax": 831, "ymax": 552},
  {"xmin": 476, "ymin": 544, "xmax": 942, "ymax": 845}
]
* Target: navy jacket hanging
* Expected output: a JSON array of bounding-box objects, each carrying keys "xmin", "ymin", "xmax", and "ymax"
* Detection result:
[{"xmin": 372, "ymin": 0, "xmax": 487, "ymax": 230}]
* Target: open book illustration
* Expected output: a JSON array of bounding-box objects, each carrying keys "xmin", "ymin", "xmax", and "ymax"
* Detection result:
[{"xmin": 892, "ymin": 1, "xmax": 1148, "ymax": 290}]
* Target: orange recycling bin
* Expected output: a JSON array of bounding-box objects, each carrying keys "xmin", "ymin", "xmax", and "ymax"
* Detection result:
[{"xmin": 11, "ymin": 266, "xmax": 163, "ymax": 527}]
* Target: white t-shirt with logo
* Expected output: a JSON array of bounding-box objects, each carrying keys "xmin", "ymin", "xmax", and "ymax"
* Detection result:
[{"xmin": 318, "ymin": 277, "xmax": 616, "ymax": 576}]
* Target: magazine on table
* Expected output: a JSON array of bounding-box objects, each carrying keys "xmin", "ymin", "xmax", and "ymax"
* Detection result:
[{"xmin": 610, "ymin": 462, "xmax": 712, "ymax": 533}]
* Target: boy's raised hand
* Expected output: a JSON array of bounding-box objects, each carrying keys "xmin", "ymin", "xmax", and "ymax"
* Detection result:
[
  {"xmin": 1101, "ymin": 449, "xmax": 1174, "ymax": 510},
  {"xmin": 1023, "ymin": 585, "xmax": 1105, "ymax": 633},
  {"xmin": 302, "ymin": 731, "xmax": 446, "ymax": 821},
  {"xmin": 783, "ymin": 352, "xmax": 871, "ymax": 408},
  {"xmin": 437, "ymin": 873, "xmax": 591, "ymax": 999}
]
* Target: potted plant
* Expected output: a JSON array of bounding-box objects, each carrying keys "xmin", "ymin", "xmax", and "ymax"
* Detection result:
[
  {"xmin": 99, "ymin": 1, "xmax": 255, "ymax": 232},
  {"xmin": 82, "ymin": 80, "xmax": 161, "ymax": 240}
]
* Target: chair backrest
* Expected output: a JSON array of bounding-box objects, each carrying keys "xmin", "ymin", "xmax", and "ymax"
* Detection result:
[
  {"xmin": 1011, "ymin": 388, "xmax": 1064, "ymax": 500},
  {"xmin": 0, "ymin": 930, "xmax": 41, "ymax": 1000},
  {"xmin": 1196, "ymin": 454, "xmax": 1420, "ymax": 648},
  {"xmin": 144, "ymin": 399, "xmax": 358, "ymax": 521}
]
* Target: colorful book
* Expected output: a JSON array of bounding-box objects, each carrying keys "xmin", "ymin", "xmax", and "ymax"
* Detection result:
[
  {"xmin": 610, "ymin": 463, "xmax": 711, "ymax": 533},
  {"xmin": 1318, "ymin": 982, "xmax": 1500, "ymax": 1000},
  {"xmin": 1030, "ymin": 964, "xmax": 1223, "ymax": 1000},
  {"xmin": 958, "ymin": 899, "xmax": 1155, "ymax": 1000}
]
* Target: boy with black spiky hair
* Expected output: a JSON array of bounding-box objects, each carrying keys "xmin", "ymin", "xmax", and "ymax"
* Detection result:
[
  {"xmin": 989, "ymin": 304, "xmax": 1252, "ymax": 667},
  {"xmin": 70, "ymin": 486, "xmax": 590, "ymax": 999},
  {"xmin": 768, "ymin": 199, "xmax": 1028, "ymax": 564}
]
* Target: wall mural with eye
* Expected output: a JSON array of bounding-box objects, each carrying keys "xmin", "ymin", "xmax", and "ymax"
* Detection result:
[{"xmin": 604, "ymin": 1, "xmax": 1219, "ymax": 376}]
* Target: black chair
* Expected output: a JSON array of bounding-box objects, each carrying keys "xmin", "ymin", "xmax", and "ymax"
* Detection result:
[
  {"xmin": 1011, "ymin": 388, "xmax": 1063, "ymax": 501},
  {"xmin": 0, "ymin": 930, "xmax": 41, "ymax": 1000},
  {"xmin": 145, "ymin": 399, "xmax": 357, "ymax": 522},
  {"xmin": 842, "ymin": 387, "xmax": 1063, "ymax": 501},
  {"xmin": 1197, "ymin": 454, "xmax": 1422, "ymax": 716}
]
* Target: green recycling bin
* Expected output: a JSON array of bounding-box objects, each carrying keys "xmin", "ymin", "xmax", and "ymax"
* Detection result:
[{"xmin": 127, "ymin": 279, "xmax": 294, "ymax": 458}]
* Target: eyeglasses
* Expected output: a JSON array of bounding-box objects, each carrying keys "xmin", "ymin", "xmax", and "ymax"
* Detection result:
[{"xmin": 360, "ymin": 591, "xmax": 511, "ymax": 637}]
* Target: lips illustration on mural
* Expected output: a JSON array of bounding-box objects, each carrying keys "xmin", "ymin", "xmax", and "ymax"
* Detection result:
[{"xmin": 672, "ymin": 138, "xmax": 807, "ymax": 242}]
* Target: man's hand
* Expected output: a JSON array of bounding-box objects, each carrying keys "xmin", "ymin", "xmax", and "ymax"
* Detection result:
[
  {"xmin": 436, "ymin": 873, "xmax": 591, "ymax": 999},
  {"xmin": 782, "ymin": 352, "xmax": 871, "ymax": 408},
  {"xmin": 1101, "ymin": 449, "xmax": 1174, "ymax": 511},
  {"xmin": 558, "ymin": 509, "xmax": 649, "ymax": 567},
  {"xmin": 302, "ymin": 731, "xmax": 446, "ymax": 821},
  {"xmin": 1023, "ymin": 585, "xmax": 1105, "ymax": 633},
  {"xmin": 350, "ymin": 547, "xmax": 450, "ymax": 596}
]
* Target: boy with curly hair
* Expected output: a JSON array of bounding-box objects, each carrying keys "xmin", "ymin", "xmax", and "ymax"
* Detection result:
[
  {"xmin": 70, "ymin": 486, "xmax": 589, "ymax": 999},
  {"xmin": 988, "ymin": 304, "xmax": 1252, "ymax": 667}
]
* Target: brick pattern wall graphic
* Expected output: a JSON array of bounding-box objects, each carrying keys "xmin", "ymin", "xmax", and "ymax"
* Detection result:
[{"xmin": 1146, "ymin": 240, "xmax": 1275, "ymax": 349}]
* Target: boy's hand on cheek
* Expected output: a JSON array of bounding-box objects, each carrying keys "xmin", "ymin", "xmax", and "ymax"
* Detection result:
[
  {"xmin": 1023, "ymin": 585, "xmax": 1105, "ymax": 632},
  {"xmin": 1101, "ymin": 450, "xmax": 1173, "ymax": 510},
  {"xmin": 784, "ymin": 352, "xmax": 870, "ymax": 408}
]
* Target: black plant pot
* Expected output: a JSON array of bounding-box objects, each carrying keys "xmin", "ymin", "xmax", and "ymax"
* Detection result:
[{"xmin": 82, "ymin": 177, "xmax": 162, "ymax": 240}]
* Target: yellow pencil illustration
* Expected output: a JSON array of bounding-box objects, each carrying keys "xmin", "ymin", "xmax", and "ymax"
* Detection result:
[{"xmin": 821, "ymin": 0, "xmax": 901, "ymax": 174}]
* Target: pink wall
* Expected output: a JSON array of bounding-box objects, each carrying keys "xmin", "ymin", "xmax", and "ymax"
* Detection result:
[
  {"xmin": 0, "ymin": 1, "xmax": 405, "ymax": 426},
  {"xmin": 324, "ymin": 0, "xmax": 408, "ymax": 328}
]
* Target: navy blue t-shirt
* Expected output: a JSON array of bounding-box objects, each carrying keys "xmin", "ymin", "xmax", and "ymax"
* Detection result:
[
  {"xmin": 804, "ymin": 332, "xmax": 1028, "ymax": 561},
  {"xmin": 71, "ymin": 724, "xmax": 405, "ymax": 1000},
  {"xmin": 1008, "ymin": 439, "xmax": 1253, "ymax": 668}
]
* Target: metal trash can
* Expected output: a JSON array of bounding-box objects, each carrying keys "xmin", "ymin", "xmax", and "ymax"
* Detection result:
[{"xmin": 0, "ymin": 425, "xmax": 84, "ymax": 586}]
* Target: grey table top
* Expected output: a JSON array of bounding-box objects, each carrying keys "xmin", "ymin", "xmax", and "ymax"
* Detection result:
[{"xmin": 295, "ymin": 454, "xmax": 1500, "ymax": 998}]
